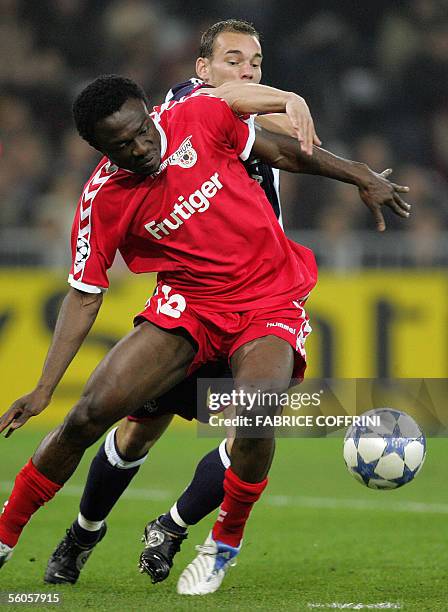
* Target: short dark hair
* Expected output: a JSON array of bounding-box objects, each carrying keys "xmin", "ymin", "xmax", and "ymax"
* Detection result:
[
  {"xmin": 73, "ymin": 74, "xmax": 147, "ymax": 148},
  {"xmin": 199, "ymin": 19, "xmax": 260, "ymax": 59}
]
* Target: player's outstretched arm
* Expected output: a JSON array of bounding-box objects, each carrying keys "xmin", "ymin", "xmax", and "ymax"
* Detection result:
[
  {"xmin": 252, "ymin": 125, "xmax": 411, "ymax": 232},
  {"xmin": 0, "ymin": 288, "xmax": 103, "ymax": 436},
  {"xmin": 201, "ymin": 81, "xmax": 321, "ymax": 155}
]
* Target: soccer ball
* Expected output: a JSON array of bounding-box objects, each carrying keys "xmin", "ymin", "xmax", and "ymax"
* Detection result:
[{"xmin": 343, "ymin": 408, "xmax": 426, "ymax": 490}]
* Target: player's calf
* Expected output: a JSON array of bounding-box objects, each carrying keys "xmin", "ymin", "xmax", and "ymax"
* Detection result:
[{"xmin": 32, "ymin": 395, "xmax": 118, "ymax": 484}]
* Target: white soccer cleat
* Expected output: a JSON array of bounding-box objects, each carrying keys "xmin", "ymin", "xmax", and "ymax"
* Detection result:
[
  {"xmin": 176, "ymin": 531, "xmax": 240, "ymax": 595},
  {"xmin": 0, "ymin": 541, "xmax": 13, "ymax": 569}
]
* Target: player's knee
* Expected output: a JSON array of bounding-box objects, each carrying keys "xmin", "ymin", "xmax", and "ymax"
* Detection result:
[
  {"xmin": 225, "ymin": 437, "xmax": 235, "ymax": 454},
  {"xmin": 60, "ymin": 393, "xmax": 112, "ymax": 447},
  {"xmin": 232, "ymin": 436, "xmax": 274, "ymax": 462},
  {"xmin": 234, "ymin": 436, "xmax": 263, "ymax": 451},
  {"xmin": 115, "ymin": 420, "xmax": 154, "ymax": 459}
]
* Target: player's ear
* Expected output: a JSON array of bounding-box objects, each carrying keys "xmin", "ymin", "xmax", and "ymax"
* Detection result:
[{"xmin": 196, "ymin": 57, "xmax": 209, "ymax": 81}]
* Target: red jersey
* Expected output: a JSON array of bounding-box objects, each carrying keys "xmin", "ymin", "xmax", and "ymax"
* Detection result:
[{"xmin": 68, "ymin": 93, "xmax": 317, "ymax": 312}]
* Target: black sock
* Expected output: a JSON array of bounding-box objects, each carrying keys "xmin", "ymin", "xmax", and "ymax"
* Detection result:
[
  {"xmin": 73, "ymin": 435, "xmax": 144, "ymax": 544},
  {"xmin": 159, "ymin": 513, "xmax": 187, "ymax": 535},
  {"xmin": 161, "ymin": 441, "xmax": 229, "ymax": 529},
  {"xmin": 72, "ymin": 519, "xmax": 105, "ymax": 546}
]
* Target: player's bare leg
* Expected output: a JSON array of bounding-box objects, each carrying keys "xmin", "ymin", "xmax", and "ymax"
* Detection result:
[
  {"xmin": 177, "ymin": 335, "xmax": 293, "ymax": 595},
  {"xmin": 0, "ymin": 322, "xmax": 195, "ymax": 566},
  {"xmin": 33, "ymin": 323, "xmax": 194, "ymax": 482}
]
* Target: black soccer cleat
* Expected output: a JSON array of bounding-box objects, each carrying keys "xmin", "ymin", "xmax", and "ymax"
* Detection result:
[
  {"xmin": 44, "ymin": 523, "xmax": 107, "ymax": 584},
  {"xmin": 138, "ymin": 518, "xmax": 187, "ymax": 584}
]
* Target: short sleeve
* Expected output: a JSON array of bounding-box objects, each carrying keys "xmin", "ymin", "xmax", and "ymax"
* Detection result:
[{"xmin": 68, "ymin": 210, "xmax": 109, "ymax": 294}]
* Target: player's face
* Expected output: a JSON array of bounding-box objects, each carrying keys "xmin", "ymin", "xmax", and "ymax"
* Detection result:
[
  {"xmin": 94, "ymin": 98, "xmax": 161, "ymax": 175},
  {"xmin": 197, "ymin": 32, "xmax": 262, "ymax": 86}
]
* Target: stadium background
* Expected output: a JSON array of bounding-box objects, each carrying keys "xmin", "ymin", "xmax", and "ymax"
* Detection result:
[{"xmin": 1, "ymin": 1, "xmax": 447, "ymax": 610}]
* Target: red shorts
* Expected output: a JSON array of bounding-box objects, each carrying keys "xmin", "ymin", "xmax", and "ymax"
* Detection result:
[{"xmin": 135, "ymin": 282, "xmax": 312, "ymax": 380}]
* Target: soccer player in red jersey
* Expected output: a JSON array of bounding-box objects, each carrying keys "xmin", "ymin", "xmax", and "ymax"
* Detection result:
[
  {"xmin": 0, "ymin": 73, "xmax": 410, "ymax": 592},
  {"xmin": 41, "ymin": 21, "xmax": 414, "ymax": 593}
]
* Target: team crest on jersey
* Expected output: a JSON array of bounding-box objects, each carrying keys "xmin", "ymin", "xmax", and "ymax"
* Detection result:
[
  {"xmin": 178, "ymin": 146, "xmax": 197, "ymax": 168},
  {"xmin": 155, "ymin": 135, "xmax": 197, "ymax": 174}
]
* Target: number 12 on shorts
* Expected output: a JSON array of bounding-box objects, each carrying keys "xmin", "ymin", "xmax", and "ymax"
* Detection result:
[{"xmin": 155, "ymin": 284, "xmax": 186, "ymax": 319}]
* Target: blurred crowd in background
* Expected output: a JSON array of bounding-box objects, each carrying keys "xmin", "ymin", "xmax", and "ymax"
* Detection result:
[{"xmin": 1, "ymin": 0, "xmax": 447, "ymax": 269}]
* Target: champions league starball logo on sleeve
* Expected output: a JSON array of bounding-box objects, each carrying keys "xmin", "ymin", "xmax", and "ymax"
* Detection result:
[{"xmin": 75, "ymin": 236, "xmax": 91, "ymax": 265}]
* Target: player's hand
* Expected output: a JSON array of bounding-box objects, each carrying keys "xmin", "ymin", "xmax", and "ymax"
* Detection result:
[
  {"xmin": 285, "ymin": 94, "xmax": 321, "ymax": 156},
  {"xmin": 357, "ymin": 167, "xmax": 411, "ymax": 232},
  {"xmin": 0, "ymin": 389, "xmax": 52, "ymax": 437}
]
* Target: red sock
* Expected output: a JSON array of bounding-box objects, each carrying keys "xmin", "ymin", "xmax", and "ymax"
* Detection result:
[
  {"xmin": 0, "ymin": 459, "xmax": 62, "ymax": 548},
  {"xmin": 212, "ymin": 467, "xmax": 268, "ymax": 547}
]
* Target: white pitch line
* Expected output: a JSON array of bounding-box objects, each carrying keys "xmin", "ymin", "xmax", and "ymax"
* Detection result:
[
  {"xmin": 308, "ymin": 604, "xmax": 401, "ymax": 610},
  {"xmin": 1, "ymin": 481, "xmax": 448, "ymax": 515},
  {"xmin": 265, "ymin": 494, "xmax": 448, "ymax": 515},
  {"xmin": 0, "ymin": 482, "xmax": 169, "ymax": 502}
]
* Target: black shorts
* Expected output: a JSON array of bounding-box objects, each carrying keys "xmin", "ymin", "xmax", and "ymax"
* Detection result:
[{"xmin": 127, "ymin": 360, "xmax": 231, "ymax": 424}]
